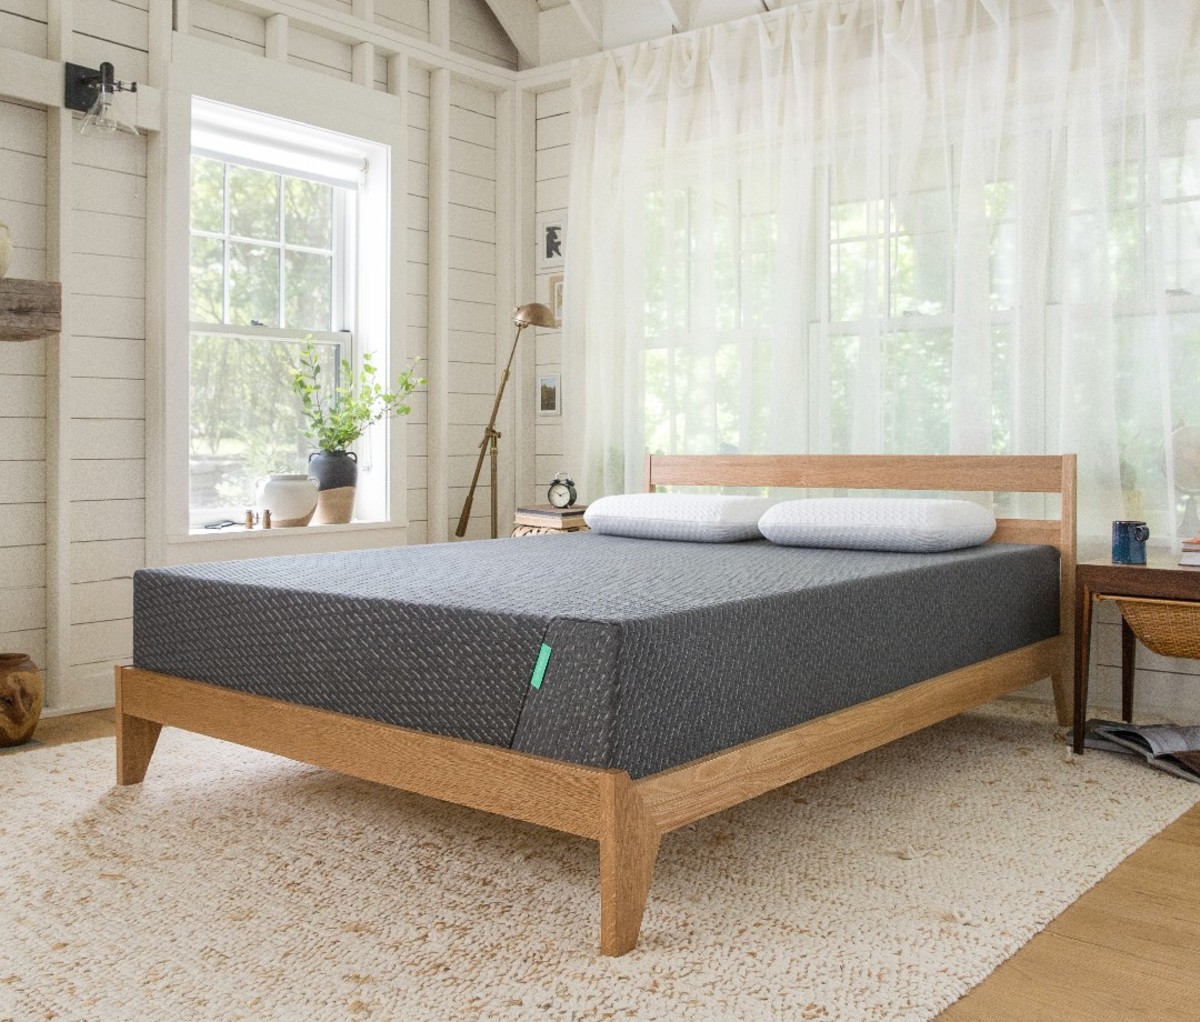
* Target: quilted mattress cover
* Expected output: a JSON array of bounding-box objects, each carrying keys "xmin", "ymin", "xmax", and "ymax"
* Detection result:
[{"xmin": 132, "ymin": 534, "xmax": 1060, "ymax": 779}]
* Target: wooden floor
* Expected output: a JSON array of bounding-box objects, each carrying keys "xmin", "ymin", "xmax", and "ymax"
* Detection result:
[{"xmin": 8, "ymin": 709, "xmax": 1200, "ymax": 1016}]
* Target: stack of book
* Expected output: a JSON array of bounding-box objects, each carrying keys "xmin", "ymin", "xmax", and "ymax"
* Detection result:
[
  {"xmin": 1180, "ymin": 536, "xmax": 1200, "ymax": 566},
  {"xmin": 514, "ymin": 505, "xmax": 588, "ymax": 530}
]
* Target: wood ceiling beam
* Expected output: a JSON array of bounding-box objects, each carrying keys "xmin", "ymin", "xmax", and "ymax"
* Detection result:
[
  {"xmin": 659, "ymin": 0, "xmax": 685, "ymax": 32},
  {"xmin": 568, "ymin": 0, "xmax": 603, "ymax": 47},
  {"xmin": 477, "ymin": 0, "xmax": 542, "ymax": 66}
]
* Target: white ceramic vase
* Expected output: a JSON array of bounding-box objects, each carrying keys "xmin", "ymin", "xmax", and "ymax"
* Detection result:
[
  {"xmin": 0, "ymin": 223, "xmax": 12, "ymax": 279},
  {"xmin": 255, "ymin": 473, "xmax": 319, "ymax": 527}
]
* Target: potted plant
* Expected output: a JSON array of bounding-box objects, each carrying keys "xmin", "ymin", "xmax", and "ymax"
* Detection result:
[{"xmin": 291, "ymin": 340, "xmax": 425, "ymax": 524}]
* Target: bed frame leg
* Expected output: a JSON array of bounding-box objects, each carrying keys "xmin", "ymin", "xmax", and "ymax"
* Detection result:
[
  {"xmin": 1050, "ymin": 665, "xmax": 1072, "ymax": 728},
  {"xmin": 598, "ymin": 771, "xmax": 661, "ymax": 956},
  {"xmin": 115, "ymin": 666, "xmax": 162, "ymax": 785}
]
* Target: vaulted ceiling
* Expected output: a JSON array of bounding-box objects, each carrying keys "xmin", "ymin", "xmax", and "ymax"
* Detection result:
[{"xmin": 480, "ymin": 0, "xmax": 779, "ymax": 69}]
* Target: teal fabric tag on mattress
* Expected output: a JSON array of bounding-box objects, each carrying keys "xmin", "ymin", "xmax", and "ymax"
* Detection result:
[{"xmin": 530, "ymin": 643, "xmax": 552, "ymax": 690}]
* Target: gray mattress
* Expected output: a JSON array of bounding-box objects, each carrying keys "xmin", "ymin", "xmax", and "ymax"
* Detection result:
[{"xmin": 132, "ymin": 534, "xmax": 1059, "ymax": 779}]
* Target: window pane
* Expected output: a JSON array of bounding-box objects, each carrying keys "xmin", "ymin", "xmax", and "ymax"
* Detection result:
[
  {"xmin": 228, "ymin": 165, "xmax": 280, "ymax": 241},
  {"xmin": 284, "ymin": 250, "xmax": 333, "ymax": 331},
  {"xmin": 891, "ymin": 190, "xmax": 950, "ymax": 317},
  {"xmin": 882, "ymin": 329, "xmax": 952, "ymax": 454},
  {"xmin": 189, "ymin": 334, "xmax": 339, "ymax": 512},
  {"xmin": 1163, "ymin": 198, "xmax": 1200, "ymax": 295},
  {"xmin": 190, "ymin": 156, "xmax": 224, "ymax": 233},
  {"xmin": 285, "ymin": 178, "xmax": 333, "ymax": 249},
  {"xmin": 228, "ymin": 242, "xmax": 280, "ymax": 326},
  {"xmin": 189, "ymin": 236, "xmax": 224, "ymax": 323}
]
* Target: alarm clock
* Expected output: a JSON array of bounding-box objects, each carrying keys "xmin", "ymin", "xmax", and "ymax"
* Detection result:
[{"xmin": 547, "ymin": 472, "xmax": 577, "ymax": 508}]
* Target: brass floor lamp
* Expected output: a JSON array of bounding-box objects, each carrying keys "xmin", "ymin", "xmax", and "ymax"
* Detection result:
[{"xmin": 455, "ymin": 302, "xmax": 558, "ymax": 538}]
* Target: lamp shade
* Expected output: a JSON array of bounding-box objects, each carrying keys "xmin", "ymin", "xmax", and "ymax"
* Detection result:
[{"xmin": 513, "ymin": 302, "xmax": 557, "ymax": 328}]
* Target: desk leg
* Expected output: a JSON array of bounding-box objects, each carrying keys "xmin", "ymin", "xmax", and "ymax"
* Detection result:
[
  {"xmin": 1073, "ymin": 586, "xmax": 1093, "ymax": 754},
  {"xmin": 1121, "ymin": 617, "xmax": 1136, "ymax": 723}
]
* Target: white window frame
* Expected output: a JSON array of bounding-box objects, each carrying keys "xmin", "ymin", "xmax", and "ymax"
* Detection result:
[
  {"xmin": 150, "ymin": 38, "xmax": 407, "ymax": 561},
  {"xmin": 186, "ymin": 99, "xmax": 361, "ymax": 527}
]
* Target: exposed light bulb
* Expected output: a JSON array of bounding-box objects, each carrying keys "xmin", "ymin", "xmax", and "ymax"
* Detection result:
[{"xmin": 77, "ymin": 62, "xmax": 139, "ymax": 138}]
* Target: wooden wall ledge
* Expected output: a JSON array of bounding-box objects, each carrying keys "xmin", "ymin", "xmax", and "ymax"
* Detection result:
[{"xmin": 0, "ymin": 278, "xmax": 62, "ymax": 341}]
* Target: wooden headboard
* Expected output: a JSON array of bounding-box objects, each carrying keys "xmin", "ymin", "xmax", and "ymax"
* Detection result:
[{"xmin": 644, "ymin": 452, "xmax": 1078, "ymax": 721}]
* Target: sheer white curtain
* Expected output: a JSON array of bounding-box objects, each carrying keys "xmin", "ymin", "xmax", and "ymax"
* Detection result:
[{"xmin": 564, "ymin": 0, "xmax": 1200, "ymax": 541}]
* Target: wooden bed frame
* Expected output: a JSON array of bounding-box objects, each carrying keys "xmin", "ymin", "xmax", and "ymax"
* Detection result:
[{"xmin": 115, "ymin": 453, "xmax": 1077, "ymax": 955}]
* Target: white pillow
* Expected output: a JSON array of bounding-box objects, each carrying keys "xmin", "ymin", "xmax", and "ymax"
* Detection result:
[
  {"xmin": 584, "ymin": 493, "xmax": 776, "ymax": 543},
  {"xmin": 758, "ymin": 498, "xmax": 996, "ymax": 552}
]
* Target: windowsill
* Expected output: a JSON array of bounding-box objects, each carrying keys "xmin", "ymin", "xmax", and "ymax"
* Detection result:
[{"xmin": 173, "ymin": 520, "xmax": 403, "ymax": 543}]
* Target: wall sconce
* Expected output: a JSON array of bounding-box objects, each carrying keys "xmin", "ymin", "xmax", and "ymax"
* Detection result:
[{"xmin": 64, "ymin": 62, "xmax": 139, "ymax": 137}]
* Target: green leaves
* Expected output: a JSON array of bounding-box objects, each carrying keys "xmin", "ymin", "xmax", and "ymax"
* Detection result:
[{"xmin": 291, "ymin": 338, "xmax": 426, "ymax": 452}]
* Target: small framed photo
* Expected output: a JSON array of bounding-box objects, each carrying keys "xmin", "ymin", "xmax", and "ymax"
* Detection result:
[
  {"xmin": 537, "ymin": 373, "xmax": 561, "ymax": 416},
  {"xmin": 548, "ymin": 274, "xmax": 563, "ymax": 326},
  {"xmin": 537, "ymin": 215, "xmax": 565, "ymax": 270}
]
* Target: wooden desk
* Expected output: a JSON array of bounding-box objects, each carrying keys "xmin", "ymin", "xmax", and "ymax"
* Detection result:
[{"xmin": 1073, "ymin": 556, "xmax": 1200, "ymax": 752}]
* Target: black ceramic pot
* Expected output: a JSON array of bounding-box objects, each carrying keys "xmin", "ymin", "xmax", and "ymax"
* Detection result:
[{"xmin": 307, "ymin": 450, "xmax": 358, "ymax": 525}]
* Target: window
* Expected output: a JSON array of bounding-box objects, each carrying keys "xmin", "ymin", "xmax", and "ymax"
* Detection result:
[{"xmin": 186, "ymin": 98, "xmax": 375, "ymax": 524}]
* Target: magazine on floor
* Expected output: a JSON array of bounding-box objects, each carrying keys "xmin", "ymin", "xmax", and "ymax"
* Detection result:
[{"xmin": 1081, "ymin": 719, "xmax": 1200, "ymax": 783}]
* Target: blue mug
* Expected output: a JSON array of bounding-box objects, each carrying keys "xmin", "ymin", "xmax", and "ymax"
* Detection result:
[{"xmin": 1112, "ymin": 520, "xmax": 1150, "ymax": 565}]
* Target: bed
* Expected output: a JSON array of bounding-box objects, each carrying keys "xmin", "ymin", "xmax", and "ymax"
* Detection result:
[{"xmin": 117, "ymin": 453, "xmax": 1077, "ymax": 955}]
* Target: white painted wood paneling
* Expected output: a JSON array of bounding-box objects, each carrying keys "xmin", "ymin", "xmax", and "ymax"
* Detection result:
[
  {"xmin": 449, "ymin": 0, "xmax": 517, "ymax": 70},
  {"xmin": 70, "ymin": 617, "xmax": 132, "ymax": 664},
  {"xmin": 0, "ymin": 503, "xmax": 46, "ymax": 547},
  {"xmin": 70, "ymin": 164, "xmax": 145, "ymax": 218},
  {"xmin": 191, "ymin": 0, "xmax": 267, "ymax": 54},
  {"xmin": 0, "ymin": 545, "xmax": 43, "ymax": 588},
  {"xmin": 68, "ymin": 295, "xmax": 145, "ymax": 338},
  {"xmin": 70, "ymin": 335, "xmax": 145, "ymax": 378},
  {"xmin": 69, "ymin": 538, "xmax": 145, "ymax": 584},
  {"xmin": 71, "ymin": 458, "xmax": 145, "ymax": 501},
  {"xmin": 533, "ymin": 85, "xmax": 570, "ymax": 499},
  {"xmin": 0, "ymin": 418, "xmax": 46, "ymax": 458},
  {"xmin": 70, "ymin": 418, "xmax": 145, "ymax": 459},
  {"xmin": 72, "ymin": 209, "xmax": 144, "ymax": 259},
  {"xmin": 448, "ymin": 170, "xmax": 495, "ymax": 210},
  {"xmin": 70, "ymin": 35, "xmax": 149, "ymax": 83},
  {"xmin": 0, "ymin": 148, "xmax": 48, "ymax": 205},
  {"xmin": 70, "ymin": 578, "xmax": 133, "ymax": 624},
  {"xmin": 0, "ymin": 462, "xmax": 46, "ymax": 504},
  {"xmin": 0, "ymin": 339, "xmax": 46, "ymax": 376},
  {"xmin": 73, "ymin": 0, "xmax": 147, "ymax": 52},
  {"xmin": 69, "ymin": 499, "xmax": 145, "ymax": 542},
  {"xmin": 0, "ymin": 11, "xmax": 47, "ymax": 56},
  {"xmin": 0, "ymin": 375, "xmax": 46, "ymax": 417},
  {"xmin": 67, "ymin": 376, "xmax": 144, "ymax": 418},
  {"xmin": 536, "ymin": 87, "xmax": 570, "ymax": 118},
  {"xmin": 374, "ymin": 0, "xmax": 428, "ymax": 39},
  {"xmin": 447, "ymin": 329, "xmax": 495, "ymax": 363},
  {"xmin": 0, "ymin": 587, "xmax": 45, "ymax": 632},
  {"xmin": 289, "ymin": 25, "xmax": 353, "ymax": 80}
]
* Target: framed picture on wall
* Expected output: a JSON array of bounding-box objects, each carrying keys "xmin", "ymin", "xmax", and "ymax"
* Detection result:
[
  {"xmin": 548, "ymin": 274, "xmax": 563, "ymax": 326},
  {"xmin": 537, "ymin": 373, "xmax": 561, "ymax": 416},
  {"xmin": 537, "ymin": 215, "xmax": 565, "ymax": 270}
]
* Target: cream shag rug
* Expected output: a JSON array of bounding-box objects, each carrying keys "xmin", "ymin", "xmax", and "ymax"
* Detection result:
[{"xmin": 2, "ymin": 701, "xmax": 1197, "ymax": 1022}]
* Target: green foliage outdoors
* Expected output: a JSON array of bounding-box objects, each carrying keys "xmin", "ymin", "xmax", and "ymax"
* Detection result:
[{"xmin": 292, "ymin": 340, "xmax": 426, "ymax": 452}]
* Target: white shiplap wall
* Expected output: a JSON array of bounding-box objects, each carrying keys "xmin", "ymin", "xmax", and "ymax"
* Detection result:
[
  {"xmin": 0, "ymin": 98, "xmax": 49, "ymax": 676},
  {"xmin": 446, "ymin": 77, "xmax": 498, "ymax": 539},
  {"xmin": 406, "ymin": 63, "xmax": 432, "ymax": 545},
  {"xmin": 0, "ymin": 0, "xmax": 515, "ymax": 711},
  {"xmin": 65, "ymin": 125, "xmax": 148, "ymax": 706},
  {"xmin": 532, "ymin": 85, "xmax": 568, "ymax": 503}
]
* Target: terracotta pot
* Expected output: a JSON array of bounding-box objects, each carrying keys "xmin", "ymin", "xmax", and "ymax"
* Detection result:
[
  {"xmin": 307, "ymin": 450, "xmax": 358, "ymax": 525},
  {"xmin": 0, "ymin": 652, "xmax": 43, "ymax": 747}
]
